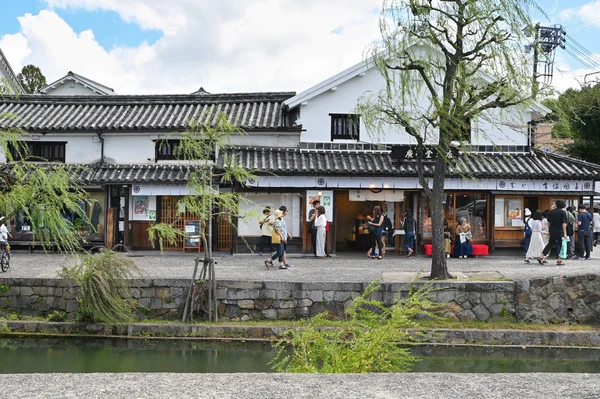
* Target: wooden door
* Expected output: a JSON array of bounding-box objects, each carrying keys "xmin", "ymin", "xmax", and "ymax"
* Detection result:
[
  {"xmin": 131, "ymin": 221, "xmax": 154, "ymax": 250},
  {"xmin": 106, "ymin": 208, "xmax": 116, "ymax": 248}
]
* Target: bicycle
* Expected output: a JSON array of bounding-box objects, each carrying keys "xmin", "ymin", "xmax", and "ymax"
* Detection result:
[{"xmin": 0, "ymin": 242, "xmax": 10, "ymax": 272}]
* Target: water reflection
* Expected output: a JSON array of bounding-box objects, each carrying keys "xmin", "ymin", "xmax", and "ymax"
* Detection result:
[{"xmin": 1, "ymin": 338, "xmax": 599, "ymax": 374}]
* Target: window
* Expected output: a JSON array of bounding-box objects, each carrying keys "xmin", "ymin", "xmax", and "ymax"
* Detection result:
[
  {"xmin": 494, "ymin": 197, "xmax": 522, "ymax": 228},
  {"xmin": 330, "ymin": 114, "xmax": 360, "ymax": 140},
  {"xmin": 155, "ymin": 140, "xmax": 182, "ymax": 160},
  {"xmin": 10, "ymin": 142, "xmax": 66, "ymax": 162},
  {"xmin": 155, "ymin": 139, "xmax": 215, "ymax": 161}
]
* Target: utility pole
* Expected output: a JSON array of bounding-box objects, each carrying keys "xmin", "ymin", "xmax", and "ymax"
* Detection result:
[{"xmin": 530, "ymin": 24, "xmax": 566, "ymax": 97}]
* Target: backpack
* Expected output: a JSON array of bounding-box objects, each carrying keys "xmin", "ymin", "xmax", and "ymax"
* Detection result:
[
  {"xmin": 383, "ymin": 215, "xmax": 393, "ymax": 232},
  {"xmin": 523, "ymin": 217, "xmax": 532, "ymax": 237}
]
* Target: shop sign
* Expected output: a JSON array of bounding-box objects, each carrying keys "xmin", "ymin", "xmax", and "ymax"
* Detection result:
[
  {"xmin": 496, "ymin": 180, "xmax": 593, "ymax": 191},
  {"xmin": 391, "ymin": 145, "xmax": 459, "ymax": 162}
]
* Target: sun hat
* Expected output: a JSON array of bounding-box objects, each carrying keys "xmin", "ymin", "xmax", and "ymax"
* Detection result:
[
  {"xmin": 525, "ymin": 208, "xmax": 531, "ymax": 216},
  {"xmin": 274, "ymin": 210, "xmax": 284, "ymax": 218}
]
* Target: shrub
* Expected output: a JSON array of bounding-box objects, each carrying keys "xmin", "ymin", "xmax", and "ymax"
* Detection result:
[
  {"xmin": 60, "ymin": 250, "xmax": 142, "ymax": 324},
  {"xmin": 270, "ymin": 280, "xmax": 439, "ymax": 373}
]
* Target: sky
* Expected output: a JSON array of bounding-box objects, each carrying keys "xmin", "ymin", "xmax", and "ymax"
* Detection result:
[{"xmin": 1, "ymin": 0, "xmax": 600, "ymax": 95}]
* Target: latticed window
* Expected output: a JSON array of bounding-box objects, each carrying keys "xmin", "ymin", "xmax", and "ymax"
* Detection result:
[
  {"xmin": 154, "ymin": 139, "xmax": 216, "ymax": 161},
  {"xmin": 330, "ymin": 114, "xmax": 360, "ymax": 140},
  {"xmin": 9, "ymin": 141, "xmax": 66, "ymax": 162},
  {"xmin": 155, "ymin": 140, "xmax": 182, "ymax": 160}
]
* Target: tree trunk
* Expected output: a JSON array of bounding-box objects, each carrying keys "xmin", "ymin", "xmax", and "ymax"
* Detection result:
[{"xmin": 429, "ymin": 154, "xmax": 453, "ymax": 280}]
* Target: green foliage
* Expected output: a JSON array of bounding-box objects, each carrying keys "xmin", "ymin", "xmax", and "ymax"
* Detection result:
[
  {"xmin": 543, "ymin": 84, "xmax": 600, "ymax": 162},
  {"xmin": 17, "ymin": 64, "xmax": 47, "ymax": 94},
  {"xmin": 60, "ymin": 250, "xmax": 142, "ymax": 324},
  {"xmin": 0, "ymin": 285, "xmax": 8, "ymax": 294},
  {"xmin": 150, "ymin": 112, "xmax": 258, "ymax": 256},
  {"xmin": 46, "ymin": 310, "xmax": 67, "ymax": 322},
  {"xmin": 147, "ymin": 222, "xmax": 187, "ymax": 251},
  {"xmin": 270, "ymin": 281, "xmax": 439, "ymax": 373}
]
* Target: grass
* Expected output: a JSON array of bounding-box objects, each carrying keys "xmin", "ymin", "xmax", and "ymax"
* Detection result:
[{"xmin": 0, "ymin": 313, "xmax": 596, "ymax": 333}]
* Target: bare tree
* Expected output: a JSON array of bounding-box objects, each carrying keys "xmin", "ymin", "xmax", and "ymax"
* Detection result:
[{"xmin": 360, "ymin": 0, "xmax": 545, "ymax": 279}]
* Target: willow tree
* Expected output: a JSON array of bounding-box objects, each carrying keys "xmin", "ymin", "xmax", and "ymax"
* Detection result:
[
  {"xmin": 148, "ymin": 113, "xmax": 257, "ymax": 322},
  {"xmin": 359, "ymin": 0, "xmax": 544, "ymax": 279},
  {"xmin": 0, "ymin": 115, "xmax": 91, "ymax": 252}
]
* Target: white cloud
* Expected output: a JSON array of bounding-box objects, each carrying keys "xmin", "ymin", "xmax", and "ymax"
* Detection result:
[
  {"xmin": 3, "ymin": 0, "xmax": 590, "ymax": 96},
  {"xmin": 0, "ymin": 0, "xmax": 382, "ymax": 94}
]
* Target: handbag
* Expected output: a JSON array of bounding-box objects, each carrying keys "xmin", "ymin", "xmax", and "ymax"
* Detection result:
[
  {"xmin": 271, "ymin": 229, "xmax": 281, "ymax": 244},
  {"xmin": 559, "ymin": 237, "xmax": 568, "ymax": 259},
  {"xmin": 465, "ymin": 231, "xmax": 473, "ymax": 241}
]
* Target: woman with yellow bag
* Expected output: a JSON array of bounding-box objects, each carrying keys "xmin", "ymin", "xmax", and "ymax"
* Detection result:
[{"xmin": 264, "ymin": 210, "xmax": 288, "ymax": 270}]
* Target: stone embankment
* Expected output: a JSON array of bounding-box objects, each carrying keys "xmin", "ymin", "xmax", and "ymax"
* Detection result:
[{"xmin": 1, "ymin": 274, "xmax": 600, "ymax": 324}]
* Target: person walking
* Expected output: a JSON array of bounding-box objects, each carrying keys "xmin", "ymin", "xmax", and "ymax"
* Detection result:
[
  {"xmin": 593, "ymin": 208, "xmax": 600, "ymax": 247},
  {"xmin": 367, "ymin": 206, "xmax": 384, "ymax": 259},
  {"xmin": 314, "ymin": 205, "xmax": 327, "ymax": 258},
  {"xmin": 402, "ymin": 209, "xmax": 416, "ymax": 258},
  {"xmin": 454, "ymin": 217, "xmax": 473, "ymax": 259},
  {"xmin": 538, "ymin": 200, "xmax": 568, "ymax": 266},
  {"xmin": 258, "ymin": 207, "xmax": 274, "ymax": 256},
  {"xmin": 264, "ymin": 210, "xmax": 287, "ymax": 269},
  {"xmin": 576, "ymin": 203, "xmax": 592, "ymax": 260},
  {"xmin": 523, "ymin": 208, "xmax": 532, "ymax": 263},
  {"xmin": 565, "ymin": 206, "xmax": 576, "ymax": 258},
  {"xmin": 525, "ymin": 210, "xmax": 545, "ymax": 262},
  {"xmin": 278, "ymin": 206, "xmax": 294, "ymax": 268},
  {"xmin": 541, "ymin": 210, "xmax": 550, "ymax": 248}
]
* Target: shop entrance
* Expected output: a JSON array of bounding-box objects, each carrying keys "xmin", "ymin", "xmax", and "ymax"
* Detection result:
[{"xmin": 334, "ymin": 190, "xmax": 404, "ymax": 254}]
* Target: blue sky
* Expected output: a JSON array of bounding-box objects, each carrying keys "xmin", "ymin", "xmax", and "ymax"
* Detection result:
[
  {"xmin": 0, "ymin": 0, "xmax": 599, "ymax": 94},
  {"xmin": 0, "ymin": 0, "xmax": 161, "ymax": 49}
]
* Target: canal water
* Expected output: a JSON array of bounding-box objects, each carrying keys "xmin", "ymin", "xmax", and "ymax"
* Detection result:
[{"xmin": 0, "ymin": 337, "xmax": 599, "ymax": 373}]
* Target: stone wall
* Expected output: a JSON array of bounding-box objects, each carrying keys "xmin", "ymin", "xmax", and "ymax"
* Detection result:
[
  {"xmin": 515, "ymin": 274, "xmax": 600, "ymax": 324},
  {"xmin": 0, "ymin": 275, "xmax": 600, "ymax": 324}
]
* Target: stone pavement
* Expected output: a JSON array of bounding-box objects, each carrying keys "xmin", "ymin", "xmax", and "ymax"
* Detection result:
[
  {"xmin": 6, "ymin": 250, "xmax": 600, "ymax": 282},
  {"xmin": 2, "ymin": 373, "xmax": 599, "ymax": 398}
]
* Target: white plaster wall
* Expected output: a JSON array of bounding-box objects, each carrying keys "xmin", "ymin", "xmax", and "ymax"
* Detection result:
[
  {"xmin": 45, "ymin": 82, "xmax": 101, "ymax": 96},
  {"xmin": 230, "ymin": 132, "xmax": 300, "ymax": 148},
  {"xmin": 298, "ymin": 65, "xmax": 531, "ymax": 146},
  {"xmin": 103, "ymin": 134, "xmax": 155, "ymax": 164}
]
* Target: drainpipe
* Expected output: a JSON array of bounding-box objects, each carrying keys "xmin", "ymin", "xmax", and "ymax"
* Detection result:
[{"xmin": 96, "ymin": 130, "xmax": 104, "ymax": 164}]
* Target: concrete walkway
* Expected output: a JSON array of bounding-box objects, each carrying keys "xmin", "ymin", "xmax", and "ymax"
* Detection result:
[
  {"xmin": 2, "ymin": 373, "xmax": 599, "ymax": 398},
  {"xmin": 7, "ymin": 250, "xmax": 600, "ymax": 282}
]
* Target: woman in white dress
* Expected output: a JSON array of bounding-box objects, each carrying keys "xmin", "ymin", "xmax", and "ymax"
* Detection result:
[
  {"xmin": 314, "ymin": 205, "xmax": 328, "ymax": 258},
  {"xmin": 526, "ymin": 210, "xmax": 545, "ymax": 262}
]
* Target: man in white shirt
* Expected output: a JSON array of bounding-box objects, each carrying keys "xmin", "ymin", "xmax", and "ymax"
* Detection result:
[{"xmin": 0, "ymin": 217, "xmax": 12, "ymax": 258}]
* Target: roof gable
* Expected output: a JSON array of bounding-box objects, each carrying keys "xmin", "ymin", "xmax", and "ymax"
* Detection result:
[
  {"xmin": 284, "ymin": 58, "xmax": 371, "ymax": 109},
  {"xmin": 41, "ymin": 71, "xmax": 115, "ymax": 95},
  {"xmin": 0, "ymin": 47, "xmax": 24, "ymax": 94}
]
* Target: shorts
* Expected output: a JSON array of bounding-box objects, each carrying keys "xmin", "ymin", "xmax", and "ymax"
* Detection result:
[{"xmin": 0, "ymin": 241, "xmax": 10, "ymax": 251}]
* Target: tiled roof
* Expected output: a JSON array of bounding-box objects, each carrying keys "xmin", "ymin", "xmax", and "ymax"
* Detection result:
[
  {"xmin": 225, "ymin": 148, "xmax": 600, "ymax": 180},
  {"xmin": 1, "ymin": 148, "xmax": 598, "ymax": 185},
  {"xmin": 91, "ymin": 164, "xmax": 194, "ymax": 184},
  {"xmin": 0, "ymin": 92, "xmax": 295, "ymax": 132}
]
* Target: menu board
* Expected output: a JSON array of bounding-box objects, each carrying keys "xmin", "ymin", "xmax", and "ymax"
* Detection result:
[{"xmin": 184, "ymin": 220, "xmax": 201, "ymax": 249}]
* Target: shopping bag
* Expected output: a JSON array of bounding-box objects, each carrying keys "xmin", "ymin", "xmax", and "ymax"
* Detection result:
[
  {"xmin": 459, "ymin": 233, "xmax": 466, "ymax": 243},
  {"xmin": 559, "ymin": 237, "xmax": 569, "ymax": 259}
]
